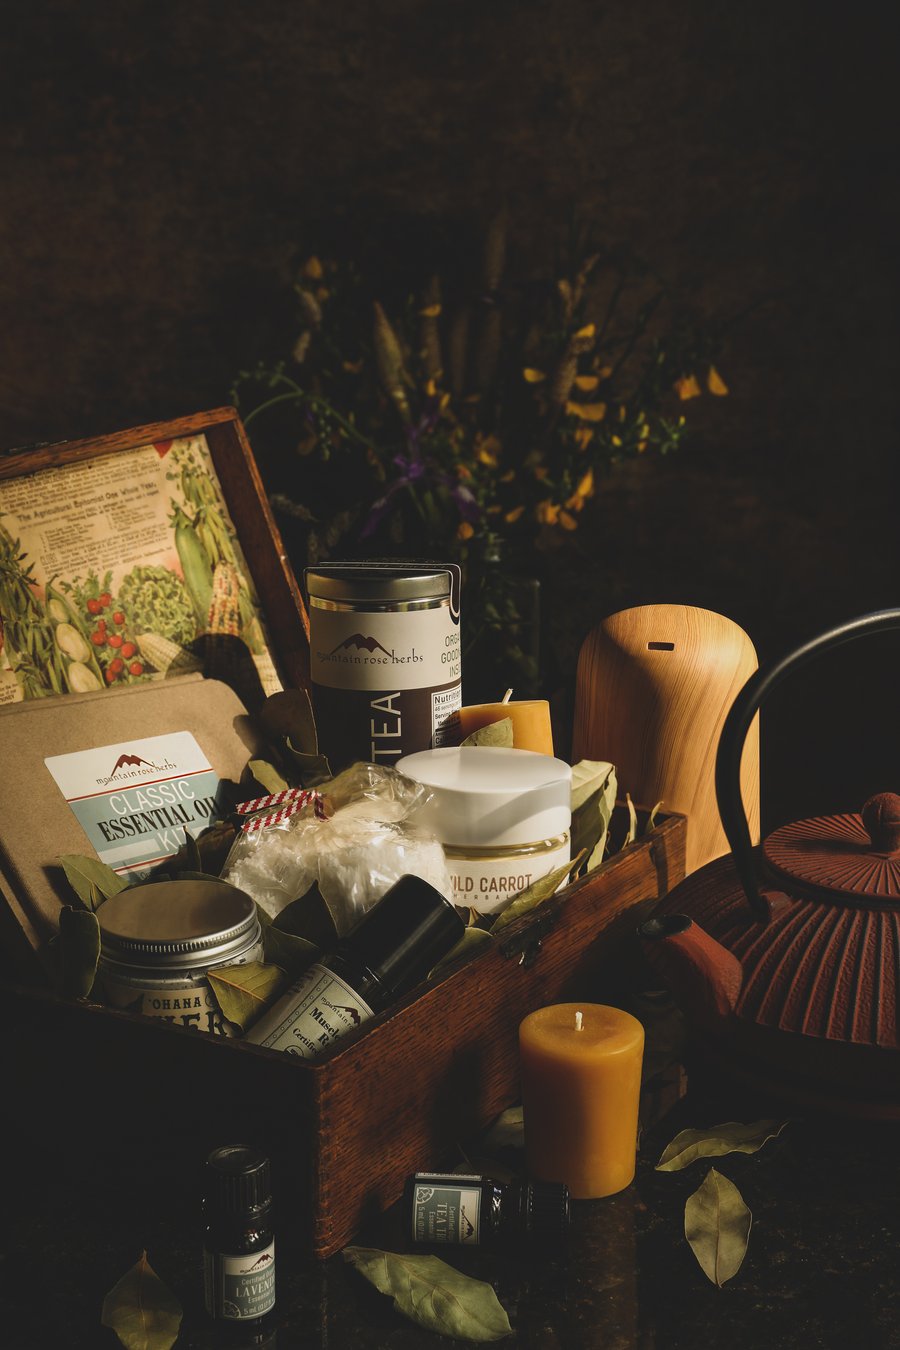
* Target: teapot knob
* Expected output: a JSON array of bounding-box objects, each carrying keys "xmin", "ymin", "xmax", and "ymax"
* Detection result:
[{"xmin": 862, "ymin": 793, "xmax": 900, "ymax": 855}]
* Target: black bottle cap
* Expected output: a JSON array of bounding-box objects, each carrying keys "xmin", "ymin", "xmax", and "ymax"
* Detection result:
[
  {"xmin": 343, "ymin": 874, "xmax": 464, "ymax": 999},
  {"xmin": 523, "ymin": 1180, "xmax": 571, "ymax": 1241},
  {"xmin": 205, "ymin": 1145, "xmax": 272, "ymax": 1216}
]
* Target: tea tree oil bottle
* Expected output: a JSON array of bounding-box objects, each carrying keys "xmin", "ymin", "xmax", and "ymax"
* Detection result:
[
  {"xmin": 204, "ymin": 1146, "xmax": 275, "ymax": 1327},
  {"xmin": 406, "ymin": 1172, "xmax": 570, "ymax": 1246}
]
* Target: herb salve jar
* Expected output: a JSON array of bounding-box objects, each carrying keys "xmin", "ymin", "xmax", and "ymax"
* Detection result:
[
  {"xmin": 397, "ymin": 747, "xmax": 572, "ymax": 915},
  {"xmin": 97, "ymin": 880, "xmax": 263, "ymax": 1035}
]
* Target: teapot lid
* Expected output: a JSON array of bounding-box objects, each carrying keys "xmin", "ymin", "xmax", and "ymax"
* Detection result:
[{"xmin": 763, "ymin": 793, "xmax": 900, "ymax": 905}]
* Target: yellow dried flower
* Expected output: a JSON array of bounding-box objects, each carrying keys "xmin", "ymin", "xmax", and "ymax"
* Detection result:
[
  {"xmin": 574, "ymin": 427, "xmax": 594, "ymax": 451},
  {"xmin": 575, "ymin": 323, "xmax": 596, "ymax": 340},
  {"xmin": 611, "ymin": 435, "xmax": 623, "ymax": 447},
  {"xmin": 566, "ymin": 401, "xmax": 607, "ymax": 422},
  {"xmin": 536, "ymin": 500, "xmax": 560, "ymax": 525},
  {"xmin": 505, "ymin": 505, "xmax": 525, "ymax": 523},
  {"xmin": 675, "ymin": 374, "xmax": 702, "ymax": 400},
  {"xmin": 637, "ymin": 440, "xmax": 649, "ymax": 453},
  {"xmin": 302, "ymin": 256, "xmax": 324, "ymax": 280},
  {"xmin": 523, "ymin": 368, "xmax": 547, "ymax": 383},
  {"xmin": 457, "ymin": 521, "xmax": 475, "ymax": 541},
  {"xmin": 707, "ymin": 365, "xmax": 729, "ymax": 396},
  {"xmin": 533, "ymin": 465, "xmax": 549, "ymax": 481},
  {"xmin": 476, "ymin": 435, "xmax": 501, "ymax": 467},
  {"xmin": 574, "ymin": 374, "xmax": 599, "ymax": 391},
  {"xmin": 419, "ymin": 303, "xmax": 442, "ymax": 318},
  {"xmin": 559, "ymin": 510, "xmax": 579, "ymax": 531},
  {"xmin": 499, "ymin": 470, "xmax": 515, "ymax": 483},
  {"xmin": 576, "ymin": 468, "xmax": 594, "ymax": 498}
]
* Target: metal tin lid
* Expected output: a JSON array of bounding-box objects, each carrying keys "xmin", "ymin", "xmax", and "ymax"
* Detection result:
[
  {"xmin": 306, "ymin": 565, "xmax": 451, "ymax": 604},
  {"xmin": 98, "ymin": 880, "xmax": 260, "ymax": 970},
  {"xmin": 397, "ymin": 747, "xmax": 572, "ymax": 848}
]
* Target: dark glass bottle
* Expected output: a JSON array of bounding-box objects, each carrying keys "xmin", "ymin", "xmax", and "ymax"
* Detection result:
[
  {"xmin": 245, "ymin": 875, "xmax": 464, "ymax": 1058},
  {"xmin": 406, "ymin": 1172, "xmax": 570, "ymax": 1246},
  {"xmin": 203, "ymin": 1146, "xmax": 275, "ymax": 1328}
]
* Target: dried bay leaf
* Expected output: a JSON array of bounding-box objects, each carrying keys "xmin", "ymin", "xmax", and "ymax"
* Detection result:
[
  {"xmin": 59, "ymin": 854, "xmax": 127, "ymax": 910},
  {"xmin": 273, "ymin": 882, "xmax": 339, "ymax": 950},
  {"xmin": 491, "ymin": 849, "xmax": 586, "ymax": 933},
  {"xmin": 101, "ymin": 1249, "xmax": 182, "ymax": 1350},
  {"xmin": 259, "ymin": 687, "xmax": 320, "ymax": 755},
  {"xmin": 284, "ymin": 742, "xmax": 333, "ymax": 788},
  {"xmin": 569, "ymin": 760, "xmax": 617, "ymax": 871},
  {"xmin": 657, "ymin": 1119, "xmax": 788, "ymax": 1171},
  {"xmin": 623, "ymin": 792, "xmax": 639, "ymax": 847},
  {"xmin": 207, "ymin": 961, "xmax": 287, "ymax": 1031},
  {"xmin": 461, "ymin": 717, "xmax": 514, "ymax": 748},
  {"xmin": 249, "ymin": 758, "xmax": 291, "ymax": 795},
  {"xmin": 429, "ymin": 925, "xmax": 492, "ymax": 977},
  {"xmin": 262, "ymin": 924, "xmax": 319, "ymax": 978},
  {"xmin": 182, "ymin": 828, "xmax": 202, "ymax": 873},
  {"xmin": 646, "ymin": 799, "xmax": 664, "ymax": 832},
  {"xmin": 684, "ymin": 1168, "xmax": 751, "ymax": 1287},
  {"xmin": 58, "ymin": 905, "xmax": 100, "ymax": 998},
  {"xmin": 343, "ymin": 1247, "xmax": 512, "ymax": 1342},
  {"xmin": 480, "ymin": 1105, "xmax": 524, "ymax": 1151}
]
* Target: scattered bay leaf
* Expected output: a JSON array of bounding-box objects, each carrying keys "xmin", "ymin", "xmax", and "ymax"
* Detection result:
[
  {"xmin": 684, "ymin": 1168, "xmax": 751, "ymax": 1287},
  {"xmin": 343, "ymin": 1247, "xmax": 512, "ymax": 1342},
  {"xmin": 262, "ymin": 924, "xmax": 319, "ymax": 978},
  {"xmin": 657, "ymin": 1119, "xmax": 788, "ymax": 1172},
  {"xmin": 480, "ymin": 1105, "xmax": 524, "ymax": 1151},
  {"xmin": 569, "ymin": 760, "xmax": 617, "ymax": 872},
  {"xmin": 646, "ymin": 799, "xmax": 664, "ymax": 832},
  {"xmin": 623, "ymin": 792, "xmax": 639, "ymax": 847},
  {"xmin": 249, "ymin": 758, "xmax": 291, "ymax": 794},
  {"xmin": 273, "ymin": 882, "xmax": 340, "ymax": 950},
  {"xmin": 491, "ymin": 849, "xmax": 586, "ymax": 933},
  {"xmin": 284, "ymin": 742, "xmax": 333, "ymax": 788},
  {"xmin": 58, "ymin": 905, "xmax": 100, "ymax": 998},
  {"xmin": 183, "ymin": 828, "xmax": 202, "ymax": 873},
  {"xmin": 429, "ymin": 925, "xmax": 492, "ymax": 977},
  {"xmin": 59, "ymin": 854, "xmax": 126, "ymax": 910},
  {"xmin": 207, "ymin": 961, "xmax": 287, "ymax": 1031},
  {"xmin": 461, "ymin": 717, "xmax": 514, "ymax": 748},
  {"xmin": 100, "ymin": 1249, "xmax": 182, "ymax": 1350},
  {"xmin": 259, "ymin": 687, "xmax": 320, "ymax": 755}
]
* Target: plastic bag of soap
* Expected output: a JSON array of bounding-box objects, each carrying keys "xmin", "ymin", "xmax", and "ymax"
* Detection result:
[{"xmin": 222, "ymin": 762, "xmax": 451, "ymax": 932}]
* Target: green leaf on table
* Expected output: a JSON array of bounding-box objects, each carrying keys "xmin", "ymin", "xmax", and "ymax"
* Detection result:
[
  {"xmin": 59, "ymin": 854, "xmax": 127, "ymax": 910},
  {"xmin": 207, "ymin": 961, "xmax": 287, "ymax": 1031},
  {"xmin": 646, "ymin": 799, "xmax": 664, "ymax": 832},
  {"xmin": 491, "ymin": 849, "xmax": 587, "ymax": 933},
  {"xmin": 461, "ymin": 717, "xmax": 514, "ymax": 748},
  {"xmin": 569, "ymin": 760, "xmax": 617, "ymax": 871},
  {"xmin": 657, "ymin": 1119, "xmax": 788, "ymax": 1171},
  {"xmin": 480, "ymin": 1105, "xmax": 524, "ymax": 1151},
  {"xmin": 429, "ymin": 925, "xmax": 492, "ymax": 977},
  {"xmin": 249, "ymin": 758, "xmax": 291, "ymax": 795},
  {"xmin": 343, "ymin": 1247, "xmax": 512, "ymax": 1342},
  {"xmin": 101, "ymin": 1248, "xmax": 182, "ymax": 1350},
  {"xmin": 273, "ymin": 882, "xmax": 340, "ymax": 949},
  {"xmin": 623, "ymin": 792, "xmax": 639, "ymax": 847},
  {"xmin": 262, "ymin": 924, "xmax": 319, "ymax": 978},
  {"xmin": 58, "ymin": 905, "xmax": 100, "ymax": 998},
  {"xmin": 684, "ymin": 1168, "xmax": 752, "ymax": 1287}
]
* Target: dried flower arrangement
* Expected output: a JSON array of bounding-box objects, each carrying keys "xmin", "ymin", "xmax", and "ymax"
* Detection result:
[{"xmin": 232, "ymin": 213, "xmax": 729, "ymax": 567}]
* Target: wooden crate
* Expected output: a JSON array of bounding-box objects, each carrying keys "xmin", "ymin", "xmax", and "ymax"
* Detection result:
[{"xmin": 0, "ymin": 409, "xmax": 687, "ymax": 1258}]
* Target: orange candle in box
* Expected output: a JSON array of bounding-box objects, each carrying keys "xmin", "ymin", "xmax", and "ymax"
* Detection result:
[
  {"xmin": 455, "ymin": 689, "xmax": 554, "ymax": 755},
  {"xmin": 519, "ymin": 1003, "xmax": 644, "ymax": 1199}
]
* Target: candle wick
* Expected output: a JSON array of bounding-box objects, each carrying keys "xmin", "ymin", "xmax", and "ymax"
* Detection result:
[
  {"xmin": 574, "ymin": 1010, "xmax": 583, "ymax": 1032},
  {"xmin": 501, "ymin": 688, "xmax": 513, "ymax": 704}
]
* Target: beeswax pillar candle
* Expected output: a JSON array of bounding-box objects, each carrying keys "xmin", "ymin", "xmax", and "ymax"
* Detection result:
[
  {"xmin": 455, "ymin": 699, "xmax": 554, "ymax": 755},
  {"xmin": 519, "ymin": 1003, "xmax": 644, "ymax": 1199}
]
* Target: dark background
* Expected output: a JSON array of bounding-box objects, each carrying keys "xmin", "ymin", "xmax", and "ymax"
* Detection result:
[{"xmin": 1, "ymin": 0, "xmax": 897, "ymax": 828}]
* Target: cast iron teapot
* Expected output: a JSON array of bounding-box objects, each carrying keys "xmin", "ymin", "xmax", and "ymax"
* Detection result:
[{"xmin": 640, "ymin": 609, "xmax": 900, "ymax": 1118}]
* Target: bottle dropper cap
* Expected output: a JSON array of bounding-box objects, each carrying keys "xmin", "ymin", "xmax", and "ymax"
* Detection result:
[
  {"xmin": 205, "ymin": 1145, "xmax": 272, "ymax": 1217},
  {"xmin": 343, "ymin": 874, "xmax": 464, "ymax": 998}
]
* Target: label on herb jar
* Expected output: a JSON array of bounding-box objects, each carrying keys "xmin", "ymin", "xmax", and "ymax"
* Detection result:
[
  {"xmin": 412, "ymin": 1178, "xmax": 482, "ymax": 1244},
  {"xmin": 204, "ymin": 1241, "xmax": 275, "ymax": 1320},
  {"xmin": 244, "ymin": 964, "xmax": 374, "ymax": 1058},
  {"xmin": 448, "ymin": 837, "xmax": 572, "ymax": 914},
  {"xmin": 102, "ymin": 972, "xmax": 235, "ymax": 1036}
]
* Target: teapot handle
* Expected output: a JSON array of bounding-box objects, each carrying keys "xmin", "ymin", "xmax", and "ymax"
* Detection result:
[{"xmin": 716, "ymin": 608, "xmax": 900, "ymax": 921}]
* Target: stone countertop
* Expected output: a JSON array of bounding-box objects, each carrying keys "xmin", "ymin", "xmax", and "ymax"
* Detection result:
[{"xmin": 5, "ymin": 1084, "xmax": 900, "ymax": 1350}]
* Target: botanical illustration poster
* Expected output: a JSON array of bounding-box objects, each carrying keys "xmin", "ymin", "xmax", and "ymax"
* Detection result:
[{"xmin": 0, "ymin": 434, "xmax": 281, "ymax": 704}]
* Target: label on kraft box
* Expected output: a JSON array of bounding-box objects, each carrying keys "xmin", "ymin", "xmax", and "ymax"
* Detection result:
[{"xmin": 44, "ymin": 730, "xmax": 224, "ymax": 880}]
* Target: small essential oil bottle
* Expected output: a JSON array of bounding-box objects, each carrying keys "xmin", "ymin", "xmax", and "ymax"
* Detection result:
[
  {"xmin": 406, "ymin": 1172, "xmax": 570, "ymax": 1246},
  {"xmin": 203, "ymin": 1146, "xmax": 275, "ymax": 1328},
  {"xmin": 245, "ymin": 875, "xmax": 464, "ymax": 1059}
]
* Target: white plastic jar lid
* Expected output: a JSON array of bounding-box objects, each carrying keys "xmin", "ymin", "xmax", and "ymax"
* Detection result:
[{"xmin": 397, "ymin": 747, "xmax": 572, "ymax": 848}]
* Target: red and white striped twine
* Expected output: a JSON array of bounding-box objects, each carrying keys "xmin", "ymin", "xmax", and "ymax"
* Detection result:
[{"xmin": 237, "ymin": 787, "xmax": 326, "ymax": 833}]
